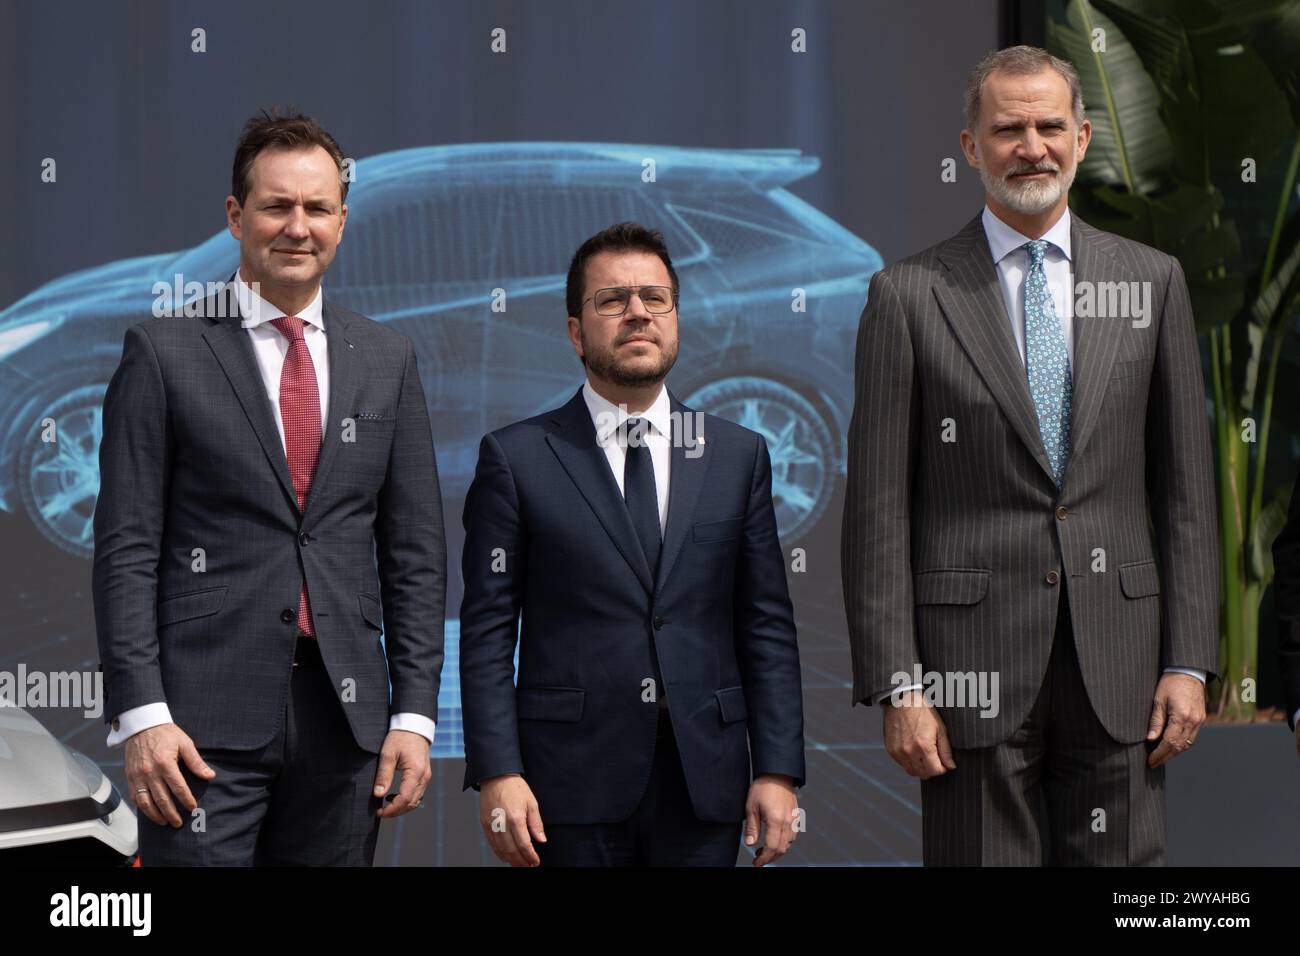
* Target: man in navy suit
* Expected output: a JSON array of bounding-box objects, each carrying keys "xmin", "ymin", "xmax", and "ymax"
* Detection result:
[{"xmin": 459, "ymin": 222, "xmax": 805, "ymax": 866}]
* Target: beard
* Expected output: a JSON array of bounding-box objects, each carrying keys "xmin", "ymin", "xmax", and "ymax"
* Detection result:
[
  {"xmin": 979, "ymin": 151, "xmax": 1077, "ymax": 215},
  {"xmin": 581, "ymin": 329, "xmax": 679, "ymax": 388}
]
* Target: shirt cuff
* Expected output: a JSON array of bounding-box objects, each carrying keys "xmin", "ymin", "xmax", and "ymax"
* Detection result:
[
  {"xmin": 872, "ymin": 683, "xmax": 923, "ymax": 706},
  {"xmin": 389, "ymin": 712, "xmax": 436, "ymax": 746},
  {"xmin": 1163, "ymin": 667, "xmax": 1206, "ymax": 683},
  {"xmin": 106, "ymin": 702, "xmax": 173, "ymax": 747}
]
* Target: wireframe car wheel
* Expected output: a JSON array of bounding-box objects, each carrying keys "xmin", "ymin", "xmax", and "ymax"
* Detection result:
[
  {"xmin": 17, "ymin": 383, "xmax": 106, "ymax": 558},
  {"xmin": 685, "ymin": 376, "xmax": 834, "ymax": 542}
]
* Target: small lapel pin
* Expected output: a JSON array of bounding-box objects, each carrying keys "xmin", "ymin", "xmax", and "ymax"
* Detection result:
[{"xmin": 697, "ymin": 436, "xmax": 706, "ymax": 446}]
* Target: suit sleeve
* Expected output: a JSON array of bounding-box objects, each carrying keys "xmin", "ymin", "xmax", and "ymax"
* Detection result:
[
  {"xmin": 733, "ymin": 433, "xmax": 806, "ymax": 787},
  {"xmin": 92, "ymin": 323, "xmax": 171, "ymax": 720},
  {"xmin": 458, "ymin": 432, "xmax": 527, "ymax": 789},
  {"xmin": 374, "ymin": 339, "xmax": 446, "ymax": 723},
  {"xmin": 1144, "ymin": 256, "xmax": 1219, "ymax": 676},
  {"xmin": 1273, "ymin": 478, "xmax": 1300, "ymax": 729},
  {"xmin": 841, "ymin": 268, "xmax": 923, "ymax": 706}
]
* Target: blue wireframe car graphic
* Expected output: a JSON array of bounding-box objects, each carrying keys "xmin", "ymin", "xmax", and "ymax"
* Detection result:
[{"xmin": 0, "ymin": 142, "xmax": 880, "ymax": 562}]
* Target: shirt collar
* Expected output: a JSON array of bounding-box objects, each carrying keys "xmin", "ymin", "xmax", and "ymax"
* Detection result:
[
  {"xmin": 235, "ymin": 269, "xmax": 325, "ymax": 331},
  {"xmin": 582, "ymin": 380, "xmax": 673, "ymax": 446},
  {"xmin": 982, "ymin": 204, "xmax": 1072, "ymax": 266}
]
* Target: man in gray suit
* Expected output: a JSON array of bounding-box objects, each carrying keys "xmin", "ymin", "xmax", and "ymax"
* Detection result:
[
  {"xmin": 93, "ymin": 109, "xmax": 445, "ymax": 865},
  {"xmin": 841, "ymin": 47, "xmax": 1218, "ymax": 865}
]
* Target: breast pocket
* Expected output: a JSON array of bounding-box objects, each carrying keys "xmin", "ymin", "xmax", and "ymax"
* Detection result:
[
  {"xmin": 692, "ymin": 515, "xmax": 744, "ymax": 544},
  {"xmin": 1110, "ymin": 358, "xmax": 1148, "ymax": 381},
  {"xmin": 345, "ymin": 412, "xmax": 397, "ymax": 438},
  {"xmin": 337, "ymin": 413, "xmax": 397, "ymax": 480}
]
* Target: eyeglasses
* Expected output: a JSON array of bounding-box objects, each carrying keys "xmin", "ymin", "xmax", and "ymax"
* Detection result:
[{"xmin": 583, "ymin": 285, "xmax": 678, "ymax": 316}]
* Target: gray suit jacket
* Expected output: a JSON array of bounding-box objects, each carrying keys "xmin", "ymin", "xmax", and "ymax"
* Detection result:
[
  {"xmin": 841, "ymin": 211, "xmax": 1218, "ymax": 748},
  {"xmin": 93, "ymin": 282, "xmax": 446, "ymax": 753}
]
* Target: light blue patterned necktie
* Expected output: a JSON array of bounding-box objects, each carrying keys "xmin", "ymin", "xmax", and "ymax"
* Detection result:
[{"xmin": 1022, "ymin": 239, "xmax": 1072, "ymax": 486}]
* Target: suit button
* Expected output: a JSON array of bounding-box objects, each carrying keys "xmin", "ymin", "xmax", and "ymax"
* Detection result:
[
  {"xmin": 280, "ymin": 608, "xmax": 295, "ymax": 623},
  {"xmin": 1055, "ymin": 506, "xmax": 1068, "ymax": 520},
  {"xmin": 653, "ymin": 616, "xmax": 664, "ymax": 630},
  {"xmin": 1045, "ymin": 570, "xmax": 1060, "ymax": 585},
  {"xmin": 299, "ymin": 531, "xmax": 310, "ymax": 546}
]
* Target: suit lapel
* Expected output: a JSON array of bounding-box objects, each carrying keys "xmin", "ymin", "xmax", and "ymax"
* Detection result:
[
  {"xmin": 934, "ymin": 213, "xmax": 1057, "ymax": 486},
  {"xmin": 546, "ymin": 389, "xmax": 655, "ymax": 594},
  {"xmin": 1064, "ymin": 215, "xmax": 1124, "ymax": 467},
  {"xmin": 654, "ymin": 392, "xmax": 710, "ymax": 597},
  {"xmin": 200, "ymin": 280, "xmax": 356, "ymax": 519},
  {"xmin": 301, "ymin": 299, "xmax": 356, "ymax": 517},
  {"xmin": 201, "ymin": 282, "xmax": 299, "ymax": 512}
]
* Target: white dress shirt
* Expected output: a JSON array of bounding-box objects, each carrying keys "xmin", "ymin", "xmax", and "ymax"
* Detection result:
[
  {"xmin": 983, "ymin": 204, "xmax": 1076, "ymax": 370},
  {"xmin": 583, "ymin": 380, "xmax": 672, "ymax": 533},
  {"xmin": 107, "ymin": 272, "xmax": 436, "ymax": 746},
  {"xmin": 871, "ymin": 208, "xmax": 1203, "ymax": 703},
  {"xmin": 236, "ymin": 270, "xmax": 330, "ymax": 442}
]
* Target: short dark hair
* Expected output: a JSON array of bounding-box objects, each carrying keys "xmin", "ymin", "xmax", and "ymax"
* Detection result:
[
  {"xmin": 231, "ymin": 107, "xmax": 348, "ymax": 206},
  {"xmin": 565, "ymin": 222, "xmax": 679, "ymax": 319}
]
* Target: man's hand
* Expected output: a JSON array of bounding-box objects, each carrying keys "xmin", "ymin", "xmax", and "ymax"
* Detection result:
[
  {"xmin": 373, "ymin": 729, "xmax": 432, "ymax": 818},
  {"xmin": 124, "ymin": 723, "xmax": 215, "ymax": 828},
  {"xmin": 883, "ymin": 689, "xmax": 957, "ymax": 779},
  {"xmin": 479, "ymin": 774, "xmax": 546, "ymax": 867},
  {"xmin": 1146, "ymin": 673, "xmax": 1205, "ymax": 768},
  {"xmin": 744, "ymin": 774, "xmax": 799, "ymax": 866}
]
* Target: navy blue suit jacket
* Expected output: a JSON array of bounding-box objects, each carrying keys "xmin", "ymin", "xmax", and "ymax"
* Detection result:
[{"xmin": 459, "ymin": 386, "xmax": 805, "ymax": 824}]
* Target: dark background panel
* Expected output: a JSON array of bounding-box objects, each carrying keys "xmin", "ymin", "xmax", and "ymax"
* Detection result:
[{"xmin": 1, "ymin": 0, "xmax": 1092, "ymax": 867}]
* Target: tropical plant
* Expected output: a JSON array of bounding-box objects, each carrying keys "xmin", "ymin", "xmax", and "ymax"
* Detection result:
[{"xmin": 1048, "ymin": 0, "xmax": 1300, "ymax": 718}]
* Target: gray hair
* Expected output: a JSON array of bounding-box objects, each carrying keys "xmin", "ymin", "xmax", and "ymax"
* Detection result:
[{"xmin": 964, "ymin": 45, "xmax": 1086, "ymax": 131}]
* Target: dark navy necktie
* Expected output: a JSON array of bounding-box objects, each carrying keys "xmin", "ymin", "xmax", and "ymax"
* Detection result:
[{"xmin": 622, "ymin": 418, "xmax": 661, "ymax": 576}]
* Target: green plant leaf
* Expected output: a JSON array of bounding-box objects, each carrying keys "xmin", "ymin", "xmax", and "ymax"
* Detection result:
[
  {"xmin": 1251, "ymin": 480, "xmax": 1293, "ymax": 583},
  {"xmin": 1250, "ymin": 225, "xmax": 1300, "ymax": 333},
  {"xmin": 1091, "ymin": 0, "xmax": 1295, "ymax": 185},
  {"xmin": 1268, "ymin": 348, "xmax": 1300, "ymax": 436},
  {"xmin": 1049, "ymin": 0, "xmax": 1173, "ymax": 192},
  {"xmin": 1212, "ymin": 0, "xmax": 1300, "ymax": 124},
  {"xmin": 1188, "ymin": 273, "xmax": 1247, "ymax": 335}
]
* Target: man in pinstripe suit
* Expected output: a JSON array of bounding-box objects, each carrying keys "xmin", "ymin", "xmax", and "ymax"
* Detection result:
[{"xmin": 841, "ymin": 47, "xmax": 1218, "ymax": 865}]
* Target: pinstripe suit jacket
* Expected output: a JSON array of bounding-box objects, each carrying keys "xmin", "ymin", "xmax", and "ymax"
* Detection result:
[
  {"xmin": 93, "ymin": 282, "xmax": 446, "ymax": 753},
  {"xmin": 841, "ymin": 211, "xmax": 1219, "ymax": 748}
]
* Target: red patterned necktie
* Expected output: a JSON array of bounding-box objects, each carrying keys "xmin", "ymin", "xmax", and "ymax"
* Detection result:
[{"xmin": 270, "ymin": 315, "xmax": 321, "ymax": 637}]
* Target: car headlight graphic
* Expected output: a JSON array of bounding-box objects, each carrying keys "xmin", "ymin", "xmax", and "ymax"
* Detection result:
[{"xmin": 0, "ymin": 318, "xmax": 58, "ymax": 360}]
